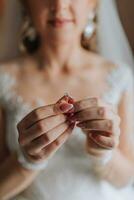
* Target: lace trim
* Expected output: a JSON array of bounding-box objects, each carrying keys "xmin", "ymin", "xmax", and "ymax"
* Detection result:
[
  {"xmin": 102, "ymin": 63, "xmax": 133, "ymax": 105},
  {"xmin": 0, "ymin": 72, "xmax": 45, "ymax": 152},
  {"xmin": 0, "ymin": 63, "xmax": 133, "ymax": 152}
]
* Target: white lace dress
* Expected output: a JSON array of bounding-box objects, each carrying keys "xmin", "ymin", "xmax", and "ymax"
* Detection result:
[{"xmin": 0, "ymin": 62, "xmax": 134, "ymax": 200}]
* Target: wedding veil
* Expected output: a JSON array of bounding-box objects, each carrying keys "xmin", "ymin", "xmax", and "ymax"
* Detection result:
[{"xmin": 97, "ymin": 0, "xmax": 134, "ymax": 68}]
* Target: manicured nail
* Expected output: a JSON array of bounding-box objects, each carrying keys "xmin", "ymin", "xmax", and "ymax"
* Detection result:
[
  {"xmin": 67, "ymin": 107, "xmax": 75, "ymax": 113},
  {"xmin": 59, "ymin": 103, "xmax": 74, "ymax": 112},
  {"xmin": 98, "ymin": 108, "xmax": 104, "ymax": 116},
  {"xmin": 106, "ymin": 121, "xmax": 113, "ymax": 130}
]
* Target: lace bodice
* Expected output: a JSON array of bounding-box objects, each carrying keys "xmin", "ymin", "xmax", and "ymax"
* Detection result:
[
  {"xmin": 0, "ymin": 62, "xmax": 132, "ymax": 151},
  {"xmin": 0, "ymin": 62, "xmax": 134, "ymax": 200}
]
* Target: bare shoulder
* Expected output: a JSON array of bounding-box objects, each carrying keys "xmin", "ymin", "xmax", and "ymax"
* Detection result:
[
  {"xmin": 83, "ymin": 50, "xmax": 132, "ymax": 74},
  {"xmin": 84, "ymin": 51, "xmax": 114, "ymax": 70},
  {"xmin": 0, "ymin": 55, "xmax": 36, "ymax": 78}
]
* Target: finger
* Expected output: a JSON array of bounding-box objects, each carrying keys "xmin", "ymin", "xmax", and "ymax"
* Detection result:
[
  {"xmin": 74, "ymin": 97, "xmax": 98, "ymax": 112},
  {"xmin": 25, "ymin": 121, "xmax": 70, "ymax": 155},
  {"xmin": 57, "ymin": 94, "xmax": 75, "ymax": 114},
  {"xmin": 77, "ymin": 119, "xmax": 120, "ymax": 136},
  {"xmin": 86, "ymin": 134, "xmax": 108, "ymax": 157},
  {"xmin": 19, "ymin": 114, "xmax": 67, "ymax": 146},
  {"xmin": 29, "ymin": 123, "xmax": 75, "ymax": 162},
  {"xmin": 56, "ymin": 94, "xmax": 75, "ymax": 104},
  {"xmin": 86, "ymin": 135, "xmax": 109, "ymax": 157},
  {"xmin": 74, "ymin": 97, "xmax": 117, "ymax": 113},
  {"xmin": 72, "ymin": 107, "xmax": 118, "ymax": 122},
  {"xmin": 89, "ymin": 132, "xmax": 118, "ymax": 150},
  {"xmin": 84, "ymin": 129, "xmax": 111, "ymax": 137},
  {"xmin": 17, "ymin": 102, "xmax": 74, "ymax": 131}
]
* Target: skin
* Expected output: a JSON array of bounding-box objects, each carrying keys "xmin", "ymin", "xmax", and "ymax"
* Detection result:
[
  {"xmin": 17, "ymin": 96, "xmax": 120, "ymax": 163},
  {"xmin": 0, "ymin": 0, "xmax": 134, "ymax": 199},
  {"xmin": 17, "ymin": 0, "xmax": 119, "ymax": 163}
]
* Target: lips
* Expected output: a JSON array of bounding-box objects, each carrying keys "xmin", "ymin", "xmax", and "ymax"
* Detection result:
[{"xmin": 48, "ymin": 18, "xmax": 73, "ymax": 27}]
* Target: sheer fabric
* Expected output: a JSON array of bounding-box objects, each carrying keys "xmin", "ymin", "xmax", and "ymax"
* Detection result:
[{"xmin": 0, "ymin": 63, "xmax": 134, "ymax": 200}]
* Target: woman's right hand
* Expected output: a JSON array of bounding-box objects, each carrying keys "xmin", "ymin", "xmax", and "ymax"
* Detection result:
[{"xmin": 17, "ymin": 99, "xmax": 75, "ymax": 164}]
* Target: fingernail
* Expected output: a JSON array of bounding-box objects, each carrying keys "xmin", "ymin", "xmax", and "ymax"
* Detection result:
[
  {"xmin": 67, "ymin": 107, "xmax": 75, "ymax": 113},
  {"xmin": 59, "ymin": 103, "xmax": 74, "ymax": 112},
  {"xmin": 106, "ymin": 121, "xmax": 113, "ymax": 130},
  {"xmin": 68, "ymin": 97, "xmax": 75, "ymax": 104},
  {"xmin": 98, "ymin": 108, "xmax": 104, "ymax": 116}
]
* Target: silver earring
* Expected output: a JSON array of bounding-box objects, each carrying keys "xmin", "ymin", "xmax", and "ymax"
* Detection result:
[{"xmin": 83, "ymin": 11, "xmax": 96, "ymax": 40}]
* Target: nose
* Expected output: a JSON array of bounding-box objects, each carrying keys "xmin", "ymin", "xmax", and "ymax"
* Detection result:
[{"xmin": 51, "ymin": 0, "xmax": 69, "ymax": 11}]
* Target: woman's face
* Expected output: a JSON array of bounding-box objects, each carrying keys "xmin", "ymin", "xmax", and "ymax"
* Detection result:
[{"xmin": 27, "ymin": 0, "xmax": 97, "ymax": 43}]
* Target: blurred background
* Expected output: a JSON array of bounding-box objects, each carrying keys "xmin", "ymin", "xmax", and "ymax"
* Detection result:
[
  {"xmin": 116, "ymin": 0, "xmax": 134, "ymax": 53},
  {"xmin": 0, "ymin": 0, "xmax": 133, "ymax": 67}
]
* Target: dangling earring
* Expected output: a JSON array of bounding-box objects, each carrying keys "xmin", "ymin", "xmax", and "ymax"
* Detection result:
[
  {"xmin": 19, "ymin": 15, "xmax": 40, "ymax": 54},
  {"xmin": 82, "ymin": 10, "xmax": 97, "ymax": 50},
  {"xmin": 83, "ymin": 11, "xmax": 96, "ymax": 40}
]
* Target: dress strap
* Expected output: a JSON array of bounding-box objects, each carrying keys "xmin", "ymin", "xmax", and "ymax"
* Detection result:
[{"xmin": 102, "ymin": 62, "xmax": 134, "ymax": 105}]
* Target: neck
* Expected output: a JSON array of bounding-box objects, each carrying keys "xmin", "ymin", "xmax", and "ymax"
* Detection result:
[{"xmin": 35, "ymin": 36, "xmax": 84, "ymax": 77}]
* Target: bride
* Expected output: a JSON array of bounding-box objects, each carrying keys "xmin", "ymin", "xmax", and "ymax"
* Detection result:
[{"xmin": 0, "ymin": 0, "xmax": 134, "ymax": 200}]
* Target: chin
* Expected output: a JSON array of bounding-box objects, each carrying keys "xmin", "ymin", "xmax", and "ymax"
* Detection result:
[{"xmin": 46, "ymin": 30, "xmax": 75, "ymax": 43}]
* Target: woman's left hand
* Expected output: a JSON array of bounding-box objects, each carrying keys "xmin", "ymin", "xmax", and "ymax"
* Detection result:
[{"xmin": 70, "ymin": 97, "xmax": 121, "ymax": 158}]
